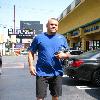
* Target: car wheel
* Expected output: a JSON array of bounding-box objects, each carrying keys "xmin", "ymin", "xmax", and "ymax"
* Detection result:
[{"xmin": 93, "ymin": 70, "xmax": 100, "ymax": 86}]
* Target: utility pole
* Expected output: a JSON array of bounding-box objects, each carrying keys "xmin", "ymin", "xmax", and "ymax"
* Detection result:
[
  {"xmin": 14, "ymin": 5, "xmax": 15, "ymax": 34},
  {"xmin": 12, "ymin": 5, "xmax": 16, "ymax": 53}
]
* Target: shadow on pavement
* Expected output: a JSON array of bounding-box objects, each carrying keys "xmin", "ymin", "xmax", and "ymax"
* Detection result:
[
  {"xmin": 62, "ymin": 76, "xmax": 100, "ymax": 100},
  {"xmin": 62, "ymin": 77, "xmax": 91, "ymax": 86},
  {"xmin": 85, "ymin": 88, "xmax": 100, "ymax": 100},
  {"xmin": 85, "ymin": 87, "xmax": 100, "ymax": 100}
]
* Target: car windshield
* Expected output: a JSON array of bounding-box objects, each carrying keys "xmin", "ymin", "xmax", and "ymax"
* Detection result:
[{"xmin": 76, "ymin": 49, "xmax": 100, "ymax": 59}]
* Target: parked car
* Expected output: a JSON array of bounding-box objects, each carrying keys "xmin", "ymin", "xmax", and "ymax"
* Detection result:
[
  {"xmin": 63, "ymin": 49, "xmax": 83, "ymax": 74},
  {"xmin": 20, "ymin": 49, "xmax": 28, "ymax": 55},
  {"xmin": 64, "ymin": 49, "xmax": 100, "ymax": 86}
]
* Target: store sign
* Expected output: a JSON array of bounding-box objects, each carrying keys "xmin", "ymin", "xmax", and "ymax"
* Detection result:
[
  {"xmin": 15, "ymin": 43, "xmax": 24, "ymax": 48},
  {"xmin": 84, "ymin": 25, "xmax": 99, "ymax": 33},
  {"xmin": 8, "ymin": 29, "xmax": 34, "ymax": 38}
]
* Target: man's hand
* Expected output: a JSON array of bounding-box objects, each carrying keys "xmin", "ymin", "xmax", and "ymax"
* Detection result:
[
  {"xmin": 29, "ymin": 66, "xmax": 36, "ymax": 76},
  {"xmin": 28, "ymin": 51, "xmax": 36, "ymax": 76},
  {"xmin": 55, "ymin": 51, "xmax": 71, "ymax": 59}
]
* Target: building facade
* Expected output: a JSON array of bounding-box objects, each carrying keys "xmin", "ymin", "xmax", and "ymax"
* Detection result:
[{"xmin": 58, "ymin": 0, "xmax": 100, "ymax": 51}]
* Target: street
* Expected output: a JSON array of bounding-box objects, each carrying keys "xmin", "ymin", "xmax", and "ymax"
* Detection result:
[{"xmin": 0, "ymin": 55, "xmax": 100, "ymax": 100}]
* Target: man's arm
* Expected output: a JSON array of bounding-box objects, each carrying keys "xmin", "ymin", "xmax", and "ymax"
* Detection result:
[{"xmin": 28, "ymin": 51, "xmax": 36, "ymax": 76}]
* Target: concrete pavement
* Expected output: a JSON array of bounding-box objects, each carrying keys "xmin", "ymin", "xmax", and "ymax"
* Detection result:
[
  {"xmin": 0, "ymin": 55, "xmax": 99, "ymax": 100},
  {"xmin": 0, "ymin": 55, "xmax": 36, "ymax": 100},
  {"xmin": 0, "ymin": 55, "xmax": 53, "ymax": 100}
]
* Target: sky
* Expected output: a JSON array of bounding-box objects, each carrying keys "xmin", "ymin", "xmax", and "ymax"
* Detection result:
[{"xmin": 0, "ymin": 0, "xmax": 74, "ymax": 32}]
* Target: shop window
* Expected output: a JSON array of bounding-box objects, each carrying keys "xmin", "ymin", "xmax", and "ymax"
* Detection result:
[
  {"xmin": 67, "ymin": 5, "xmax": 71, "ymax": 13},
  {"xmin": 88, "ymin": 40, "xmax": 100, "ymax": 50},
  {"xmin": 75, "ymin": 0, "xmax": 81, "ymax": 6}
]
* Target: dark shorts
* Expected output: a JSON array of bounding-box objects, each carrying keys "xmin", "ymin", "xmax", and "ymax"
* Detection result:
[{"xmin": 36, "ymin": 76, "xmax": 62, "ymax": 98}]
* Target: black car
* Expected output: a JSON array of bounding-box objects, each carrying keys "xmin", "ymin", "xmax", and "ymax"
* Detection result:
[
  {"xmin": 63, "ymin": 49, "xmax": 83, "ymax": 74},
  {"xmin": 64, "ymin": 49, "xmax": 100, "ymax": 86}
]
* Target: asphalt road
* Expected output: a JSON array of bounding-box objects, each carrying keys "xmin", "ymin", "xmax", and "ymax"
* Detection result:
[{"xmin": 0, "ymin": 55, "xmax": 100, "ymax": 100}]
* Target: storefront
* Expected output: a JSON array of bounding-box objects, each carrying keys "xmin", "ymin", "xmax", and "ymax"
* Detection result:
[
  {"xmin": 66, "ymin": 18, "xmax": 100, "ymax": 51},
  {"xmin": 58, "ymin": 0, "xmax": 100, "ymax": 51}
]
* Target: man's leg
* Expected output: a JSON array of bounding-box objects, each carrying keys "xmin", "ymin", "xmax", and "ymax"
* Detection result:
[
  {"xmin": 36, "ymin": 76, "xmax": 48, "ymax": 100},
  {"xmin": 49, "ymin": 76, "xmax": 62, "ymax": 100},
  {"xmin": 52, "ymin": 96, "xmax": 58, "ymax": 100},
  {"xmin": 37, "ymin": 97, "xmax": 44, "ymax": 100}
]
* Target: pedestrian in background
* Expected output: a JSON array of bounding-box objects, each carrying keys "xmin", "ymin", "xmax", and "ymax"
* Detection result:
[
  {"xmin": 28, "ymin": 18, "xmax": 71, "ymax": 100},
  {"xmin": 0, "ymin": 53, "xmax": 2, "ymax": 75}
]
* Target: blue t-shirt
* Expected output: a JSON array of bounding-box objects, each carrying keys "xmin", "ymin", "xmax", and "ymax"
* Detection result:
[{"xmin": 29, "ymin": 32, "xmax": 69, "ymax": 76}]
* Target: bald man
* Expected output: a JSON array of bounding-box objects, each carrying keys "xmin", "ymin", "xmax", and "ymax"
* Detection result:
[{"xmin": 28, "ymin": 18, "xmax": 70, "ymax": 100}]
